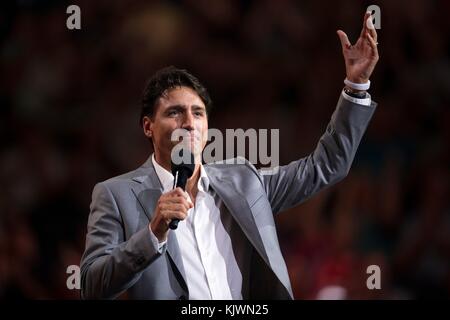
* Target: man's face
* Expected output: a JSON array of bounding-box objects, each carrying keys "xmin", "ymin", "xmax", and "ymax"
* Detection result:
[{"xmin": 144, "ymin": 86, "xmax": 208, "ymax": 164}]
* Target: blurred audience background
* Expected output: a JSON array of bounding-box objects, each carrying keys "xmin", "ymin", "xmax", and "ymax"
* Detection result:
[{"xmin": 0, "ymin": 0, "xmax": 449, "ymax": 299}]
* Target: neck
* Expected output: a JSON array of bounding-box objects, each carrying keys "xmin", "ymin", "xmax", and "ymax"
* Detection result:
[
  {"xmin": 186, "ymin": 165, "xmax": 201, "ymax": 199},
  {"xmin": 154, "ymin": 151, "xmax": 172, "ymax": 173}
]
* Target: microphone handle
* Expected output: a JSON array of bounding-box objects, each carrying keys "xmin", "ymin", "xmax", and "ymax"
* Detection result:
[{"xmin": 169, "ymin": 170, "xmax": 182, "ymax": 230}]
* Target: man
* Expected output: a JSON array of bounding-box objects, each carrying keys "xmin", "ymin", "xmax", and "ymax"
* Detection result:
[{"xmin": 80, "ymin": 12, "xmax": 379, "ymax": 299}]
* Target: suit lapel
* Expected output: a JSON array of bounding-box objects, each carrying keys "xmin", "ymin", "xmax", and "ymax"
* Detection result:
[
  {"xmin": 131, "ymin": 158, "xmax": 188, "ymax": 293},
  {"xmin": 206, "ymin": 172, "xmax": 270, "ymax": 268},
  {"xmin": 206, "ymin": 166, "xmax": 293, "ymax": 299}
]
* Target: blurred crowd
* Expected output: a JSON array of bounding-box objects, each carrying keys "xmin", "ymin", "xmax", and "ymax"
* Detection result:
[{"xmin": 0, "ymin": 0, "xmax": 449, "ymax": 299}]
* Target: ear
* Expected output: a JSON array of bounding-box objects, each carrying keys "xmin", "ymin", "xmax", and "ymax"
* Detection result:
[{"xmin": 142, "ymin": 116, "xmax": 153, "ymax": 139}]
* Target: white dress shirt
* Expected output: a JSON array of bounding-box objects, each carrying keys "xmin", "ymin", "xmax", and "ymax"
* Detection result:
[{"xmin": 151, "ymin": 155, "xmax": 243, "ymax": 300}]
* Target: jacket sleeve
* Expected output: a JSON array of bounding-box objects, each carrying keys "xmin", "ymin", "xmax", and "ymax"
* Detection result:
[
  {"xmin": 80, "ymin": 182, "xmax": 163, "ymax": 299},
  {"xmin": 261, "ymin": 94, "xmax": 377, "ymax": 215}
]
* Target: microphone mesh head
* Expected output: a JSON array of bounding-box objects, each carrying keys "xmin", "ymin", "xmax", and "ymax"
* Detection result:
[{"xmin": 171, "ymin": 148, "xmax": 195, "ymax": 181}]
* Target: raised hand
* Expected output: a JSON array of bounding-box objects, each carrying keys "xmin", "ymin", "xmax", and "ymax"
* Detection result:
[{"xmin": 337, "ymin": 12, "xmax": 379, "ymax": 84}]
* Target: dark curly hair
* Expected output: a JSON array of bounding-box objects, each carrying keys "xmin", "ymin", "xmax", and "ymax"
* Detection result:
[{"xmin": 140, "ymin": 66, "xmax": 212, "ymax": 125}]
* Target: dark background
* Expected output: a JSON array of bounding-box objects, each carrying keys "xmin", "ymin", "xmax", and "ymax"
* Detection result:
[{"xmin": 0, "ymin": 0, "xmax": 449, "ymax": 299}]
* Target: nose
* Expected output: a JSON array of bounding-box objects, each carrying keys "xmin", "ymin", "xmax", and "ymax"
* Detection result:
[{"xmin": 182, "ymin": 110, "xmax": 195, "ymax": 131}]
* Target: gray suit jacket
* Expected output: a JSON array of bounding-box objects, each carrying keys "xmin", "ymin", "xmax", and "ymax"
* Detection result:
[{"xmin": 80, "ymin": 95, "xmax": 376, "ymax": 299}]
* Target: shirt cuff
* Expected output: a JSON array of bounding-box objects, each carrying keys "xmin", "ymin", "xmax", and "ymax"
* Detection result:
[
  {"xmin": 149, "ymin": 227, "xmax": 167, "ymax": 254},
  {"xmin": 341, "ymin": 90, "xmax": 372, "ymax": 106}
]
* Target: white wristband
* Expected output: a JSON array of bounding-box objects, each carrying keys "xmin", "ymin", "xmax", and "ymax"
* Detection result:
[{"xmin": 344, "ymin": 78, "xmax": 370, "ymax": 91}]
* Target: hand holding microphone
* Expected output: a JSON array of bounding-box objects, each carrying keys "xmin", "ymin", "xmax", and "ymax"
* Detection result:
[
  {"xmin": 149, "ymin": 187, "xmax": 193, "ymax": 242},
  {"xmin": 149, "ymin": 148, "xmax": 196, "ymax": 241},
  {"xmin": 169, "ymin": 149, "xmax": 195, "ymax": 229}
]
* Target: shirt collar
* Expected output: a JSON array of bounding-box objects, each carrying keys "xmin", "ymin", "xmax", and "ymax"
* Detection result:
[
  {"xmin": 151, "ymin": 153, "xmax": 209, "ymax": 193},
  {"xmin": 152, "ymin": 154, "xmax": 174, "ymax": 193}
]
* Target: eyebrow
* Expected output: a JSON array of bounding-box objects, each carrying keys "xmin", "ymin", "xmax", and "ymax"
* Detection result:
[{"xmin": 165, "ymin": 104, "xmax": 206, "ymax": 111}]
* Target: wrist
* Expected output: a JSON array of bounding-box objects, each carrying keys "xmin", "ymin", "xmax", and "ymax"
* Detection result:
[
  {"xmin": 346, "ymin": 76, "xmax": 369, "ymax": 84},
  {"xmin": 149, "ymin": 222, "xmax": 167, "ymax": 243}
]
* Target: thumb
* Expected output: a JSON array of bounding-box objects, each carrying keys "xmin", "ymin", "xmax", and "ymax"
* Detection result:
[{"xmin": 336, "ymin": 30, "xmax": 351, "ymax": 49}]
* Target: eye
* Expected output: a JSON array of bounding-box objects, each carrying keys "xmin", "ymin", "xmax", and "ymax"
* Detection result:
[{"xmin": 167, "ymin": 110, "xmax": 179, "ymax": 116}]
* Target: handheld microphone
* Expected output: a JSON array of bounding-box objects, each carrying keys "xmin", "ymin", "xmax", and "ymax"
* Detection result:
[{"xmin": 169, "ymin": 149, "xmax": 195, "ymax": 230}]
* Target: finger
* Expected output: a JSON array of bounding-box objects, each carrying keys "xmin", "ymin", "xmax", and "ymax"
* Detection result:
[
  {"xmin": 365, "ymin": 12, "xmax": 378, "ymax": 43},
  {"xmin": 162, "ymin": 195, "xmax": 191, "ymax": 208},
  {"xmin": 163, "ymin": 190, "xmax": 185, "ymax": 200},
  {"xmin": 160, "ymin": 193, "xmax": 179, "ymax": 203},
  {"xmin": 178, "ymin": 195, "xmax": 192, "ymax": 209},
  {"xmin": 171, "ymin": 187, "xmax": 186, "ymax": 197},
  {"xmin": 172, "ymin": 198, "xmax": 193, "ymax": 211},
  {"xmin": 366, "ymin": 32, "xmax": 379, "ymax": 58},
  {"xmin": 166, "ymin": 188, "xmax": 189, "ymax": 201},
  {"xmin": 161, "ymin": 191, "xmax": 193, "ymax": 210},
  {"xmin": 360, "ymin": 11, "xmax": 371, "ymax": 39},
  {"xmin": 336, "ymin": 30, "xmax": 351, "ymax": 50},
  {"xmin": 160, "ymin": 202, "xmax": 189, "ymax": 216},
  {"xmin": 164, "ymin": 203, "xmax": 190, "ymax": 214},
  {"xmin": 161, "ymin": 209, "xmax": 187, "ymax": 221}
]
